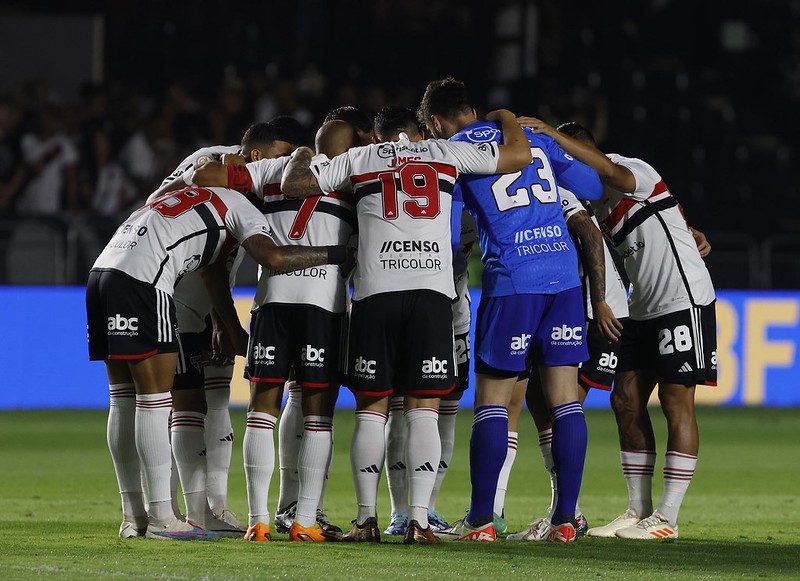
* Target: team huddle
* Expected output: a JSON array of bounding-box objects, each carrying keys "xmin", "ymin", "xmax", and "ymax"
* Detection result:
[{"xmin": 86, "ymin": 78, "xmax": 717, "ymax": 544}]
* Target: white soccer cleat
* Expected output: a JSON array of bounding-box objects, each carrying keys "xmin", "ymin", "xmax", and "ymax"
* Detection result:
[
  {"xmin": 119, "ymin": 520, "xmax": 146, "ymax": 538},
  {"xmin": 586, "ymin": 508, "xmax": 642, "ymax": 538},
  {"xmin": 145, "ymin": 517, "xmax": 218, "ymax": 541},
  {"xmin": 212, "ymin": 508, "xmax": 245, "ymax": 530},
  {"xmin": 506, "ymin": 517, "xmax": 551, "ymax": 541},
  {"xmin": 615, "ymin": 512, "xmax": 678, "ymax": 540}
]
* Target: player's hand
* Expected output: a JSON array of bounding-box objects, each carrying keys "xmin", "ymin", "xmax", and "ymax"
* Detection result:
[
  {"xmin": 516, "ymin": 116, "xmax": 556, "ymax": 136},
  {"xmin": 691, "ymin": 228, "xmax": 711, "ymax": 257},
  {"xmin": 221, "ymin": 153, "xmax": 247, "ymax": 166},
  {"xmin": 593, "ymin": 301, "xmax": 623, "ymax": 342},
  {"xmin": 485, "ymin": 109, "xmax": 515, "ymax": 122}
]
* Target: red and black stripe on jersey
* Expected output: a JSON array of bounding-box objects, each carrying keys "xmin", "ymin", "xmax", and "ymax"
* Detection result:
[{"xmin": 262, "ymin": 197, "xmax": 357, "ymax": 231}]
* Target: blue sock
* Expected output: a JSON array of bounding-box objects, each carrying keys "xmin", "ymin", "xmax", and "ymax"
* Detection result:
[
  {"xmin": 550, "ymin": 401, "xmax": 587, "ymax": 526},
  {"xmin": 467, "ymin": 405, "xmax": 508, "ymax": 526}
]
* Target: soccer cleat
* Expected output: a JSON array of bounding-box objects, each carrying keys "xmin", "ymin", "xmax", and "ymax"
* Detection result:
[
  {"xmin": 145, "ymin": 517, "xmax": 218, "ymax": 541},
  {"xmin": 342, "ymin": 517, "xmax": 381, "ymax": 543},
  {"xmin": 615, "ymin": 512, "xmax": 678, "ymax": 540},
  {"xmin": 403, "ymin": 519, "xmax": 441, "ymax": 545},
  {"xmin": 427, "ymin": 509, "xmax": 450, "ymax": 533},
  {"xmin": 586, "ymin": 508, "xmax": 642, "ymax": 538},
  {"xmin": 289, "ymin": 521, "xmax": 341, "ymax": 542},
  {"xmin": 213, "ymin": 508, "xmax": 245, "ymax": 530},
  {"xmin": 546, "ymin": 521, "xmax": 577, "ymax": 543},
  {"xmin": 203, "ymin": 514, "xmax": 247, "ymax": 539},
  {"xmin": 434, "ymin": 517, "xmax": 496, "ymax": 542},
  {"xmin": 244, "ymin": 522, "xmax": 272, "ymax": 542},
  {"xmin": 493, "ymin": 512, "xmax": 507, "ymax": 535},
  {"xmin": 506, "ymin": 517, "xmax": 551, "ymax": 541},
  {"xmin": 384, "ymin": 511, "xmax": 408, "ymax": 536},
  {"xmin": 119, "ymin": 520, "xmax": 146, "ymax": 539},
  {"xmin": 274, "ymin": 502, "xmax": 297, "ymax": 533},
  {"xmin": 316, "ymin": 509, "xmax": 343, "ymax": 535},
  {"xmin": 575, "ymin": 513, "xmax": 589, "ymax": 537}
]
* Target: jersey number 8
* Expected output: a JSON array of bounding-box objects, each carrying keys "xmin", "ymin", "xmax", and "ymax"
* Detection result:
[{"xmin": 491, "ymin": 147, "xmax": 558, "ymax": 212}]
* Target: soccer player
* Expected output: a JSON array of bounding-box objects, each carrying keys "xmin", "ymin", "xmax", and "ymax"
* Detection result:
[
  {"xmin": 505, "ymin": 185, "xmax": 628, "ymax": 540},
  {"xmin": 371, "ymin": 106, "xmax": 472, "ymax": 536},
  {"xmin": 280, "ymin": 108, "xmax": 532, "ymax": 544},
  {"xmin": 88, "ymin": 183, "xmax": 351, "ymax": 540},
  {"xmin": 520, "ymin": 118, "xmax": 717, "ymax": 539},
  {"xmin": 173, "ymin": 120, "xmax": 358, "ymax": 542},
  {"xmin": 418, "ymin": 78, "xmax": 603, "ymax": 543},
  {"xmin": 146, "ymin": 122, "xmax": 297, "ymax": 537}
]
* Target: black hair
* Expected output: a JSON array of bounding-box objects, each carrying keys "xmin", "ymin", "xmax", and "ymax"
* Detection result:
[
  {"xmin": 241, "ymin": 121, "xmax": 298, "ymax": 155},
  {"xmin": 324, "ymin": 106, "xmax": 372, "ymax": 134},
  {"xmin": 373, "ymin": 106, "xmax": 420, "ymax": 141},
  {"xmin": 269, "ymin": 115, "xmax": 306, "ymax": 148},
  {"xmin": 417, "ymin": 77, "xmax": 473, "ymax": 125},
  {"xmin": 557, "ymin": 122, "xmax": 596, "ymax": 146}
]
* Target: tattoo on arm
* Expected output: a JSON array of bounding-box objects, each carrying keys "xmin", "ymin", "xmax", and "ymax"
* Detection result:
[
  {"xmin": 569, "ymin": 211, "xmax": 606, "ymax": 304},
  {"xmin": 281, "ymin": 148, "xmax": 322, "ymax": 198}
]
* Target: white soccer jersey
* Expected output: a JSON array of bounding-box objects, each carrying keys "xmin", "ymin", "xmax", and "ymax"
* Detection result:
[
  {"xmin": 92, "ymin": 187, "xmax": 272, "ymax": 295},
  {"xmin": 310, "ymin": 138, "xmax": 499, "ymax": 301},
  {"xmin": 560, "ymin": 188, "xmax": 629, "ymax": 320},
  {"xmin": 591, "ymin": 154, "xmax": 715, "ymax": 320},
  {"xmin": 241, "ymin": 157, "xmax": 356, "ymax": 313},
  {"xmin": 159, "ymin": 145, "xmax": 240, "ymax": 190},
  {"xmin": 453, "ymin": 211, "xmax": 477, "ymax": 334}
]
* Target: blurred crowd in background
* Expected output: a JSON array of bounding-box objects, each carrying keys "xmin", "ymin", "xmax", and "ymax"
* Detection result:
[{"xmin": 0, "ymin": 0, "xmax": 797, "ymax": 286}]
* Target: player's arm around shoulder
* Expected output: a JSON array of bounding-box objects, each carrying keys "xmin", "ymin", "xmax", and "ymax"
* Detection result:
[
  {"xmin": 486, "ymin": 109, "xmax": 532, "ymax": 173},
  {"xmin": 519, "ymin": 116, "xmax": 637, "ymax": 193},
  {"xmin": 280, "ymin": 147, "xmax": 324, "ymax": 199}
]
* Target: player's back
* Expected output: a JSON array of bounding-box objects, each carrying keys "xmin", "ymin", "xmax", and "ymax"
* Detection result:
[
  {"xmin": 92, "ymin": 186, "xmax": 270, "ymax": 294},
  {"xmin": 245, "ymin": 157, "xmax": 357, "ymax": 313},
  {"xmin": 452, "ymin": 122, "xmax": 601, "ymax": 297}
]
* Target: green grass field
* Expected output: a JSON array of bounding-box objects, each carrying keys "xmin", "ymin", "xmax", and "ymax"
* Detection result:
[{"xmin": 1, "ymin": 407, "xmax": 798, "ymax": 580}]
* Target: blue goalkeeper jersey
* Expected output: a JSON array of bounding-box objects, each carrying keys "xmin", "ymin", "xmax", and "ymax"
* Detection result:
[{"xmin": 451, "ymin": 121, "xmax": 603, "ymax": 296}]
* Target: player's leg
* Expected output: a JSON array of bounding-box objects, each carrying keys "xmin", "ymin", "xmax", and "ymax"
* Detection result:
[
  {"xmin": 241, "ymin": 307, "xmax": 291, "ymax": 541},
  {"xmin": 440, "ymin": 295, "xmax": 538, "ymax": 542},
  {"xmin": 169, "ymin": 333, "xmax": 209, "ymax": 528},
  {"xmin": 203, "ymin": 363, "xmax": 236, "ymax": 518},
  {"xmin": 493, "ymin": 377, "xmax": 525, "ymax": 533},
  {"xmin": 242, "ymin": 381, "xmax": 282, "ymax": 541},
  {"xmin": 275, "ymin": 379, "xmax": 302, "ymax": 528},
  {"xmin": 290, "ymin": 309, "xmax": 343, "ymax": 542},
  {"xmin": 427, "ymin": 391, "xmax": 460, "ymax": 533},
  {"xmin": 105, "ymin": 360, "xmax": 147, "ymax": 537},
  {"xmin": 528, "ymin": 287, "xmax": 590, "ymax": 543},
  {"xmin": 383, "ymin": 395, "xmax": 409, "ymax": 535},
  {"xmin": 342, "ymin": 295, "xmax": 395, "ymax": 543},
  {"xmin": 617, "ymin": 304, "xmax": 715, "ymax": 539},
  {"xmin": 344, "ymin": 394, "xmax": 389, "ymax": 543}
]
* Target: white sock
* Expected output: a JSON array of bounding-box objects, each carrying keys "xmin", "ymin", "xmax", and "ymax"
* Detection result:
[
  {"xmin": 170, "ymin": 411, "xmax": 207, "ymax": 524},
  {"xmin": 621, "ymin": 449, "xmax": 656, "ymax": 517},
  {"xmin": 169, "ymin": 453, "xmax": 182, "ymax": 518},
  {"xmin": 539, "ymin": 428, "xmax": 558, "ymax": 518},
  {"xmin": 430, "ymin": 399, "xmax": 458, "ymax": 511},
  {"xmin": 494, "ymin": 431, "xmax": 518, "ymax": 516},
  {"xmin": 135, "ymin": 392, "xmax": 174, "ymax": 522},
  {"xmin": 318, "ymin": 427, "xmax": 333, "ymax": 512},
  {"xmin": 657, "ymin": 451, "xmax": 697, "ymax": 525},
  {"xmin": 351, "ymin": 410, "xmax": 387, "ymax": 524},
  {"xmin": 277, "ymin": 384, "xmax": 302, "ymax": 512},
  {"xmin": 107, "ymin": 384, "xmax": 146, "ymax": 524},
  {"xmin": 243, "ymin": 411, "xmax": 277, "ymax": 527},
  {"xmin": 384, "ymin": 397, "xmax": 408, "ymax": 514},
  {"xmin": 405, "ymin": 408, "xmax": 440, "ymax": 530},
  {"xmin": 295, "ymin": 416, "xmax": 333, "ymax": 528},
  {"xmin": 204, "ymin": 365, "xmax": 233, "ymax": 512}
]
